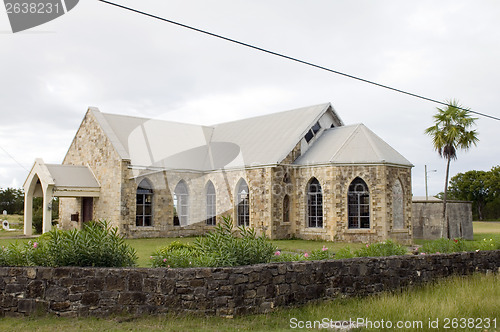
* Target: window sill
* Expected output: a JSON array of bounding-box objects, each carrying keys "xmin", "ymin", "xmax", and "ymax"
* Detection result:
[
  {"xmin": 303, "ymin": 228, "xmax": 327, "ymax": 233},
  {"xmin": 345, "ymin": 228, "xmax": 375, "ymax": 234},
  {"xmin": 390, "ymin": 229, "xmax": 410, "ymax": 233}
]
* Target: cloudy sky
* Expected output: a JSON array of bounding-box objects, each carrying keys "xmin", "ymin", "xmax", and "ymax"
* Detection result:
[{"xmin": 1, "ymin": 0, "xmax": 499, "ymax": 196}]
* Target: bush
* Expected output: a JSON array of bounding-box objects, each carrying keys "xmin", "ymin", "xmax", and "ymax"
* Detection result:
[
  {"xmin": 421, "ymin": 238, "xmax": 465, "ymax": 254},
  {"xmin": 0, "ymin": 220, "xmax": 137, "ymax": 267},
  {"xmin": 420, "ymin": 237, "xmax": 500, "ymax": 254},
  {"xmin": 354, "ymin": 240, "xmax": 408, "ymax": 257},
  {"xmin": 334, "ymin": 246, "xmax": 356, "ymax": 260},
  {"xmin": 151, "ymin": 216, "xmax": 276, "ymax": 268},
  {"xmin": 476, "ymin": 238, "xmax": 500, "ymax": 251}
]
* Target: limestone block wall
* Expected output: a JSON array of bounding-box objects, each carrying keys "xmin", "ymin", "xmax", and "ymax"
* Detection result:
[
  {"xmin": 412, "ymin": 200, "xmax": 473, "ymax": 240},
  {"xmin": 120, "ymin": 167, "xmax": 274, "ymax": 238},
  {"xmin": 60, "ymin": 110, "xmax": 124, "ymax": 231},
  {"xmin": 385, "ymin": 166, "xmax": 413, "ymax": 244},
  {"xmin": 285, "ymin": 164, "xmax": 412, "ymax": 243},
  {"xmin": 1, "ymin": 250, "xmax": 498, "ymax": 317}
]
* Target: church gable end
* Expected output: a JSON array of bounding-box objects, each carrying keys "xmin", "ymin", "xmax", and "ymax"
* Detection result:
[{"xmin": 60, "ymin": 108, "xmax": 125, "ymax": 231}]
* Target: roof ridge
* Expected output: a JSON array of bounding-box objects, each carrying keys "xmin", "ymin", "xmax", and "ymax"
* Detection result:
[
  {"xmin": 328, "ymin": 124, "xmax": 361, "ymax": 162},
  {"xmin": 358, "ymin": 124, "xmax": 385, "ymax": 162},
  {"xmin": 212, "ymin": 102, "xmax": 331, "ymax": 127}
]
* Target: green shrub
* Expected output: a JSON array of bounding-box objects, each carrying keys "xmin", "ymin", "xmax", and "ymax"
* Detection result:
[
  {"xmin": 476, "ymin": 237, "xmax": 500, "ymax": 251},
  {"xmin": 152, "ymin": 216, "xmax": 276, "ymax": 268},
  {"xmin": 0, "ymin": 220, "xmax": 137, "ymax": 267},
  {"xmin": 354, "ymin": 240, "xmax": 407, "ymax": 257},
  {"xmin": 420, "ymin": 238, "xmax": 474, "ymax": 254},
  {"xmin": 334, "ymin": 246, "xmax": 356, "ymax": 260},
  {"xmin": 271, "ymin": 251, "xmax": 308, "ymax": 262},
  {"xmin": 308, "ymin": 246, "xmax": 335, "ymax": 260}
]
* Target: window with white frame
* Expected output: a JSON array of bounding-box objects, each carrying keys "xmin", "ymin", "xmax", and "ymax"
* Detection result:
[
  {"xmin": 206, "ymin": 181, "xmax": 216, "ymax": 226},
  {"xmin": 307, "ymin": 178, "xmax": 323, "ymax": 227},
  {"xmin": 236, "ymin": 180, "xmax": 250, "ymax": 227},
  {"xmin": 348, "ymin": 177, "xmax": 370, "ymax": 229},
  {"xmin": 136, "ymin": 179, "xmax": 153, "ymax": 227},
  {"xmin": 173, "ymin": 180, "xmax": 189, "ymax": 226}
]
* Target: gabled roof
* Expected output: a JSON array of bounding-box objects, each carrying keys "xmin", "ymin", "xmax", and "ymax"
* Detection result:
[
  {"xmin": 211, "ymin": 103, "xmax": 336, "ymax": 165},
  {"xmin": 294, "ymin": 124, "xmax": 413, "ymax": 167},
  {"xmin": 89, "ymin": 103, "xmax": 341, "ymax": 170},
  {"xmin": 45, "ymin": 164, "xmax": 100, "ymax": 188},
  {"xmin": 24, "ymin": 159, "xmax": 100, "ymax": 197}
]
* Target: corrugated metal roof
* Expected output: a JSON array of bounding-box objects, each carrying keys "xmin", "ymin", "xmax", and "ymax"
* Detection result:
[
  {"xmin": 92, "ymin": 103, "xmax": 334, "ymax": 170},
  {"xmin": 211, "ymin": 103, "xmax": 331, "ymax": 166},
  {"xmin": 88, "ymin": 104, "xmax": 411, "ymax": 170},
  {"xmin": 45, "ymin": 164, "xmax": 100, "ymax": 188},
  {"xmin": 294, "ymin": 124, "xmax": 413, "ymax": 166}
]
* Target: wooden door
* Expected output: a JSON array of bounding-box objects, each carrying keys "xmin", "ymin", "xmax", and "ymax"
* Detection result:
[{"xmin": 82, "ymin": 197, "xmax": 93, "ymax": 223}]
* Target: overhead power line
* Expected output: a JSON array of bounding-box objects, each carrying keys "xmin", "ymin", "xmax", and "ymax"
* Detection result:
[
  {"xmin": 98, "ymin": 0, "xmax": 500, "ymax": 122},
  {"xmin": 0, "ymin": 146, "xmax": 29, "ymax": 172}
]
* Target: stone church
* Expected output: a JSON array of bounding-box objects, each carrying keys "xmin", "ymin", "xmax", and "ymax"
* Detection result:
[{"xmin": 24, "ymin": 103, "xmax": 413, "ymax": 243}]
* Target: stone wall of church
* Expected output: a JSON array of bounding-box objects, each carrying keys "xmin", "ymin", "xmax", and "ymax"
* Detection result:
[
  {"xmin": 118, "ymin": 163, "xmax": 411, "ymax": 244},
  {"xmin": 120, "ymin": 167, "xmax": 276, "ymax": 239},
  {"xmin": 59, "ymin": 110, "xmax": 124, "ymax": 232},
  {"xmin": 267, "ymin": 164, "xmax": 412, "ymax": 244}
]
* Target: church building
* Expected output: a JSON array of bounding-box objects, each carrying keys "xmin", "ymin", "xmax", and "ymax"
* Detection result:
[{"xmin": 24, "ymin": 103, "xmax": 413, "ymax": 243}]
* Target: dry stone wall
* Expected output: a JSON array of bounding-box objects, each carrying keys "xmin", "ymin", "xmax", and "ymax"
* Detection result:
[{"xmin": 1, "ymin": 250, "xmax": 498, "ymax": 317}]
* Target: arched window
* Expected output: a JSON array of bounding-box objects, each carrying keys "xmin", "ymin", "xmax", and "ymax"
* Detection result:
[
  {"xmin": 136, "ymin": 179, "xmax": 153, "ymax": 227},
  {"xmin": 206, "ymin": 181, "xmax": 216, "ymax": 226},
  {"xmin": 348, "ymin": 178, "xmax": 370, "ymax": 229},
  {"xmin": 307, "ymin": 178, "xmax": 323, "ymax": 228},
  {"xmin": 283, "ymin": 194, "xmax": 290, "ymax": 223},
  {"xmin": 173, "ymin": 180, "xmax": 189, "ymax": 226},
  {"xmin": 236, "ymin": 179, "xmax": 250, "ymax": 227},
  {"xmin": 392, "ymin": 180, "xmax": 404, "ymax": 229}
]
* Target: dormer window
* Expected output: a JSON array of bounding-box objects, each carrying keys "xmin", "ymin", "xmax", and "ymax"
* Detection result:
[
  {"xmin": 304, "ymin": 121, "xmax": 322, "ymax": 143},
  {"xmin": 312, "ymin": 121, "xmax": 321, "ymax": 134}
]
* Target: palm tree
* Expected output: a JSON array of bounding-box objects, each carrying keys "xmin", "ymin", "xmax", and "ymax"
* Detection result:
[{"xmin": 425, "ymin": 100, "xmax": 479, "ymax": 238}]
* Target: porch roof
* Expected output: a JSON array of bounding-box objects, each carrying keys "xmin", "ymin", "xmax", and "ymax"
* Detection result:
[{"xmin": 24, "ymin": 159, "xmax": 100, "ymax": 197}]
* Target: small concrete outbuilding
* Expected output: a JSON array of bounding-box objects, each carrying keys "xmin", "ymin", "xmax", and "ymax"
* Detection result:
[{"xmin": 23, "ymin": 158, "xmax": 100, "ymax": 235}]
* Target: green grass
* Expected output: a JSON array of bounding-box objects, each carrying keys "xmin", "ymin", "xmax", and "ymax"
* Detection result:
[
  {"xmin": 273, "ymin": 238, "xmax": 364, "ymax": 253},
  {"xmin": 0, "ymin": 214, "xmax": 24, "ymax": 238},
  {"xmin": 125, "ymin": 237, "xmax": 195, "ymax": 267},
  {"xmin": 0, "ymin": 273, "xmax": 497, "ymax": 331},
  {"xmin": 474, "ymin": 221, "xmax": 500, "ymax": 234}
]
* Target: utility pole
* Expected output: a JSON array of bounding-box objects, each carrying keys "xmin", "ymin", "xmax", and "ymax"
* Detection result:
[{"xmin": 425, "ymin": 165, "xmax": 437, "ymax": 200}]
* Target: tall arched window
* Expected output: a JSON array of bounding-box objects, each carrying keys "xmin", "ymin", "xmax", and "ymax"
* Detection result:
[
  {"xmin": 206, "ymin": 181, "xmax": 216, "ymax": 226},
  {"xmin": 348, "ymin": 177, "xmax": 370, "ymax": 229},
  {"xmin": 236, "ymin": 179, "xmax": 250, "ymax": 227},
  {"xmin": 173, "ymin": 180, "xmax": 189, "ymax": 226},
  {"xmin": 392, "ymin": 179, "xmax": 404, "ymax": 229},
  {"xmin": 136, "ymin": 179, "xmax": 153, "ymax": 227},
  {"xmin": 307, "ymin": 178, "xmax": 323, "ymax": 228},
  {"xmin": 283, "ymin": 194, "xmax": 290, "ymax": 223}
]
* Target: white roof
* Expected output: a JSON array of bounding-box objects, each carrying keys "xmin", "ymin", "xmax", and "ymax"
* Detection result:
[
  {"xmin": 294, "ymin": 124, "xmax": 413, "ymax": 166},
  {"xmin": 91, "ymin": 103, "xmax": 341, "ymax": 170},
  {"xmin": 86, "ymin": 103, "xmax": 411, "ymax": 171},
  {"xmin": 45, "ymin": 164, "xmax": 100, "ymax": 188}
]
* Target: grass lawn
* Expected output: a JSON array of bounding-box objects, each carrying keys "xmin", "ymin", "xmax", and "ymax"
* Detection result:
[
  {"xmin": 125, "ymin": 237, "xmax": 196, "ymax": 267},
  {"xmin": 474, "ymin": 221, "xmax": 500, "ymax": 234},
  {"xmin": 0, "ymin": 273, "xmax": 497, "ymax": 331},
  {"xmin": 0, "ymin": 214, "xmax": 24, "ymax": 239}
]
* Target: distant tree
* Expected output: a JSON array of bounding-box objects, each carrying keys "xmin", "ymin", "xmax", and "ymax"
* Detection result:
[
  {"xmin": 448, "ymin": 170, "xmax": 489, "ymax": 220},
  {"xmin": 0, "ymin": 187, "xmax": 24, "ymax": 214},
  {"xmin": 425, "ymin": 100, "xmax": 479, "ymax": 237}
]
